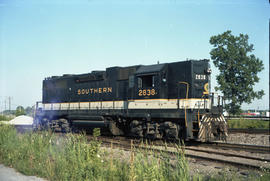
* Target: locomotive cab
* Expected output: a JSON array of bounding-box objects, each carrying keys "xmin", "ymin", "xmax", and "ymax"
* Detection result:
[{"xmin": 130, "ymin": 63, "xmax": 167, "ymax": 100}]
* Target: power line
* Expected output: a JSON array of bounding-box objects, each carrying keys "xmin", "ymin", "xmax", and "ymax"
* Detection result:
[{"xmin": 1, "ymin": 97, "xmax": 13, "ymax": 113}]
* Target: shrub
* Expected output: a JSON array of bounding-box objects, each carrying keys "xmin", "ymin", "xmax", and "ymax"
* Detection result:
[
  {"xmin": 0, "ymin": 115, "xmax": 11, "ymax": 121},
  {"xmin": 228, "ymin": 118, "xmax": 269, "ymax": 129}
]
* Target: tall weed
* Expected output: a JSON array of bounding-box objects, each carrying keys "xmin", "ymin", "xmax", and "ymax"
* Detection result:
[{"xmin": 0, "ymin": 125, "xmax": 201, "ymax": 181}]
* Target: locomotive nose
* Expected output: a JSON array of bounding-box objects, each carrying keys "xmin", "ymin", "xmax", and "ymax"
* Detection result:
[{"xmin": 198, "ymin": 114, "xmax": 228, "ymax": 142}]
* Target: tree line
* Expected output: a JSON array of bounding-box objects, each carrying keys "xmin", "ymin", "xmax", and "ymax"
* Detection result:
[{"xmin": 1, "ymin": 106, "xmax": 33, "ymax": 117}]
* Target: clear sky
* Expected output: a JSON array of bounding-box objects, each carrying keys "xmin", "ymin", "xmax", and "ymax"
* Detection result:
[{"xmin": 0, "ymin": 0, "xmax": 269, "ymax": 111}]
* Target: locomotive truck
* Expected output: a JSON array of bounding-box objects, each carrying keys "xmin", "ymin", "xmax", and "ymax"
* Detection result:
[{"xmin": 34, "ymin": 59, "xmax": 228, "ymax": 141}]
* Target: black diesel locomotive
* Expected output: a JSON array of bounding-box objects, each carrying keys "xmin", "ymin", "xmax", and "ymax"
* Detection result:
[{"xmin": 34, "ymin": 59, "xmax": 227, "ymax": 141}]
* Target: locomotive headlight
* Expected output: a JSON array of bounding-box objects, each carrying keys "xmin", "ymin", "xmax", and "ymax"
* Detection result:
[
  {"xmin": 162, "ymin": 78, "xmax": 166, "ymax": 83},
  {"xmin": 206, "ymin": 68, "xmax": 212, "ymax": 75}
]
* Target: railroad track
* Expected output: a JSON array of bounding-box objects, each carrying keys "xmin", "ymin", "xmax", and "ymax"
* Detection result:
[
  {"xmin": 183, "ymin": 147, "xmax": 269, "ymax": 170},
  {"xmin": 184, "ymin": 146, "xmax": 270, "ymax": 162},
  {"xmin": 46, "ymin": 131, "xmax": 270, "ymax": 170},
  {"xmin": 183, "ymin": 141, "xmax": 270, "ymax": 170},
  {"xmin": 90, "ymin": 136, "xmax": 270, "ymax": 170},
  {"xmin": 199, "ymin": 142, "xmax": 270, "ymax": 154}
]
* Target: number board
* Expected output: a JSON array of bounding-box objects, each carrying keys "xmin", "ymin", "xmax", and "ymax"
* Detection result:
[{"xmin": 195, "ymin": 74, "xmax": 206, "ymax": 80}]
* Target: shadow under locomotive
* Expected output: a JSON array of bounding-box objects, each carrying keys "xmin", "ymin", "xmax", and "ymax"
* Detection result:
[{"xmin": 34, "ymin": 59, "xmax": 227, "ymax": 142}]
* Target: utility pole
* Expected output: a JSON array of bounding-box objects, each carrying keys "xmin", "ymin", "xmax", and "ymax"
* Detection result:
[
  {"xmin": 4, "ymin": 99, "xmax": 6, "ymax": 112},
  {"xmin": 8, "ymin": 96, "xmax": 11, "ymax": 113},
  {"xmin": 0, "ymin": 100, "xmax": 1, "ymax": 115}
]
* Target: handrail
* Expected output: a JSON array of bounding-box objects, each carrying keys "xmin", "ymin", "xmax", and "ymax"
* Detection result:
[{"xmin": 178, "ymin": 81, "xmax": 189, "ymax": 128}]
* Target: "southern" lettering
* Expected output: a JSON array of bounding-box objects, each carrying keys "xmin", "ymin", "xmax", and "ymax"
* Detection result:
[{"xmin": 77, "ymin": 87, "xmax": 113, "ymax": 95}]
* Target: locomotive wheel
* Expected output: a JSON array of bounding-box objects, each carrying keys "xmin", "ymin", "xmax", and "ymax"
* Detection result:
[
  {"xmin": 130, "ymin": 125, "xmax": 143, "ymax": 137},
  {"xmin": 163, "ymin": 121, "xmax": 179, "ymax": 140},
  {"xmin": 50, "ymin": 119, "xmax": 61, "ymax": 132},
  {"xmin": 129, "ymin": 120, "xmax": 143, "ymax": 137},
  {"xmin": 36, "ymin": 117, "xmax": 50, "ymax": 131},
  {"xmin": 109, "ymin": 121, "xmax": 124, "ymax": 136},
  {"xmin": 71, "ymin": 126, "xmax": 80, "ymax": 133},
  {"xmin": 59, "ymin": 118, "xmax": 71, "ymax": 133}
]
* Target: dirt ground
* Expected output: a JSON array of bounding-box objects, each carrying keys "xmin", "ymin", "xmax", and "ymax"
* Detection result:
[
  {"xmin": 0, "ymin": 164, "xmax": 46, "ymax": 181},
  {"xmin": 226, "ymin": 132, "xmax": 269, "ymax": 146}
]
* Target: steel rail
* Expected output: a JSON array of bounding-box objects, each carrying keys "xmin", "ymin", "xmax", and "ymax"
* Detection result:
[
  {"xmin": 184, "ymin": 147, "xmax": 270, "ymax": 162},
  {"xmin": 93, "ymin": 136, "xmax": 270, "ymax": 170},
  {"xmin": 199, "ymin": 142, "xmax": 270, "ymax": 154}
]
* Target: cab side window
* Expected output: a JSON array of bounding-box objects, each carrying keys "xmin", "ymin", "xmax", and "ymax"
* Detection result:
[{"xmin": 138, "ymin": 75, "xmax": 155, "ymax": 88}]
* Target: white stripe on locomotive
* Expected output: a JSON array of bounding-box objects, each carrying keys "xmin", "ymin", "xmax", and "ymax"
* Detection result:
[{"xmin": 42, "ymin": 98, "xmax": 210, "ymax": 110}]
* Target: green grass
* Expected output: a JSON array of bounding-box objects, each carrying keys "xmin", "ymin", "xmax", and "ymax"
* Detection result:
[
  {"xmin": 0, "ymin": 125, "xmax": 190, "ymax": 181},
  {"xmin": 228, "ymin": 118, "xmax": 269, "ymax": 129},
  {"xmin": 0, "ymin": 124, "xmax": 269, "ymax": 181}
]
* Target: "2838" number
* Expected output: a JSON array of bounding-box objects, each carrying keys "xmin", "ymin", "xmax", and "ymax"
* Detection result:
[{"xmin": 138, "ymin": 89, "xmax": 156, "ymax": 96}]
